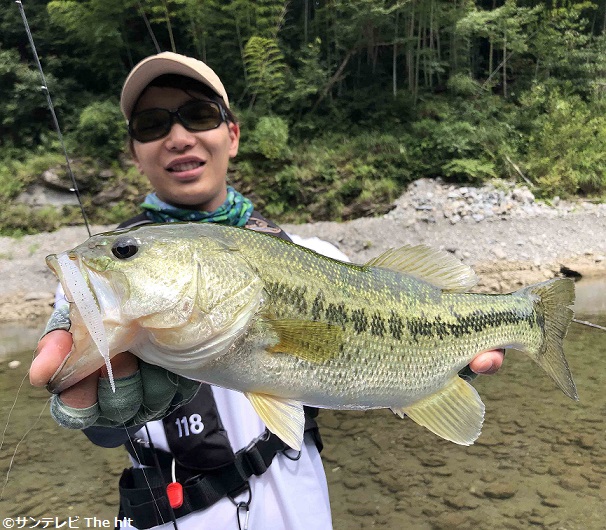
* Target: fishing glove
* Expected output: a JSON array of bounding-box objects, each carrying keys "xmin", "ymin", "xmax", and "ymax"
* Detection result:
[
  {"xmin": 50, "ymin": 361, "xmax": 201, "ymax": 430},
  {"xmin": 42, "ymin": 306, "xmax": 200, "ymax": 430},
  {"xmin": 42, "ymin": 303, "xmax": 71, "ymax": 335}
]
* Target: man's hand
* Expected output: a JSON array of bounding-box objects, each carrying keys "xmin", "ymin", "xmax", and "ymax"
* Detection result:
[
  {"xmin": 31, "ymin": 329, "xmax": 200, "ymax": 430},
  {"xmin": 469, "ymin": 349, "xmax": 504, "ymax": 375},
  {"xmin": 32, "ymin": 330, "xmax": 139, "ymax": 407}
]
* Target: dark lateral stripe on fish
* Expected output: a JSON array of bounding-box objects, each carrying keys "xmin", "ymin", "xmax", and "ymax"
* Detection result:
[
  {"xmin": 389, "ymin": 311, "xmax": 405, "ymax": 341},
  {"xmin": 371, "ymin": 312, "xmax": 387, "ymax": 336},
  {"xmin": 266, "ymin": 282, "xmax": 309, "ymax": 314},
  {"xmin": 311, "ymin": 291, "xmax": 325, "ymax": 320},
  {"xmin": 325, "ymin": 303, "xmax": 349, "ymax": 327},
  {"xmin": 351, "ymin": 309, "xmax": 369, "ymax": 333},
  {"xmin": 267, "ymin": 281, "xmax": 538, "ymax": 344},
  {"xmin": 407, "ymin": 308, "xmax": 537, "ymax": 342}
]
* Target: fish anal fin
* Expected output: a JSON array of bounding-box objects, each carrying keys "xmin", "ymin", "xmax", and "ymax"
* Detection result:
[
  {"xmin": 266, "ymin": 319, "xmax": 343, "ymax": 364},
  {"xmin": 400, "ymin": 376, "xmax": 485, "ymax": 445},
  {"xmin": 245, "ymin": 392, "xmax": 305, "ymax": 451},
  {"xmin": 366, "ymin": 245, "xmax": 477, "ymax": 292}
]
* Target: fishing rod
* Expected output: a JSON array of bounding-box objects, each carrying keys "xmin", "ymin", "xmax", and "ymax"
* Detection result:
[
  {"xmin": 15, "ymin": 0, "xmax": 92, "ymax": 238},
  {"xmin": 573, "ymin": 318, "xmax": 606, "ymax": 332}
]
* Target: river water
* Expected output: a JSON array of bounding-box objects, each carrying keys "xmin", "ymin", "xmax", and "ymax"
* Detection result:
[{"xmin": 0, "ymin": 279, "xmax": 605, "ymax": 529}]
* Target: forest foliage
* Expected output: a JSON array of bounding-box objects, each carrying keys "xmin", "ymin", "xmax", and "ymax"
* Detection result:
[{"xmin": 1, "ymin": 0, "xmax": 606, "ymax": 233}]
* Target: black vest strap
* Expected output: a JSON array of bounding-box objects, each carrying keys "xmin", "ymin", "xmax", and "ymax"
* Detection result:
[{"xmin": 121, "ymin": 430, "xmax": 287, "ymax": 529}]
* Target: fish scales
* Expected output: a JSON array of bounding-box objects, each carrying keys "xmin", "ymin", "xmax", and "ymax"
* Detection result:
[
  {"xmin": 214, "ymin": 277, "xmax": 541, "ymax": 407},
  {"xmin": 45, "ymin": 222, "xmax": 577, "ymax": 450}
]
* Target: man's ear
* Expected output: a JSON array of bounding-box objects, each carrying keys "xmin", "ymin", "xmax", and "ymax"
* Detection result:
[
  {"xmin": 228, "ymin": 122, "xmax": 240, "ymax": 158},
  {"xmin": 129, "ymin": 140, "xmax": 144, "ymax": 173}
]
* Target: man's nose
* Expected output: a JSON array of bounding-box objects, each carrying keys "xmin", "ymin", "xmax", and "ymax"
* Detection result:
[{"xmin": 165, "ymin": 122, "xmax": 196, "ymax": 150}]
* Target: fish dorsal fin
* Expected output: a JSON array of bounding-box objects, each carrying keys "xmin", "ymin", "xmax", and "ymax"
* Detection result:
[
  {"xmin": 392, "ymin": 376, "xmax": 485, "ymax": 445},
  {"xmin": 366, "ymin": 245, "xmax": 478, "ymax": 292},
  {"xmin": 245, "ymin": 392, "xmax": 305, "ymax": 450},
  {"xmin": 266, "ymin": 319, "xmax": 343, "ymax": 364}
]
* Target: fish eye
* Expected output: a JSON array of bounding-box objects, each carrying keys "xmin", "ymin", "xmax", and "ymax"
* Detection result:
[{"xmin": 111, "ymin": 237, "xmax": 139, "ymax": 259}]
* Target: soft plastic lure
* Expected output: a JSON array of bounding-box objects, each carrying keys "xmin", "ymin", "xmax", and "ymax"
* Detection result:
[{"xmin": 57, "ymin": 254, "xmax": 115, "ymax": 392}]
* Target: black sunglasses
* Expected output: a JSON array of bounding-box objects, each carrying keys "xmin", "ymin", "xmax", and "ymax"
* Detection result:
[{"xmin": 128, "ymin": 100, "xmax": 227, "ymax": 143}]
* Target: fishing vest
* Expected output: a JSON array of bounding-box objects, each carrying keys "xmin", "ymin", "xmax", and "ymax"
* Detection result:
[{"xmin": 115, "ymin": 212, "xmax": 322, "ymax": 529}]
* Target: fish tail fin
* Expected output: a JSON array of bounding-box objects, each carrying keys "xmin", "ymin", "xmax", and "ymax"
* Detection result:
[{"xmin": 520, "ymin": 278, "xmax": 578, "ymax": 401}]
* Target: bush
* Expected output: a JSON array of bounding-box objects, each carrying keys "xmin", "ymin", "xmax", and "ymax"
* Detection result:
[
  {"xmin": 0, "ymin": 152, "xmax": 65, "ymax": 201},
  {"xmin": 233, "ymin": 131, "xmax": 413, "ymax": 223},
  {"xmin": 0, "ymin": 204, "xmax": 83, "ymax": 236},
  {"xmin": 447, "ymin": 73, "xmax": 482, "ymax": 97},
  {"xmin": 71, "ymin": 100, "xmax": 125, "ymax": 162},
  {"xmin": 519, "ymin": 85, "xmax": 606, "ymax": 196},
  {"xmin": 410, "ymin": 95, "xmax": 520, "ymax": 183},
  {"xmin": 0, "ymin": 49, "xmax": 70, "ymax": 149},
  {"xmin": 248, "ymin": 116, "xmax": 290, "ymax": 160}
]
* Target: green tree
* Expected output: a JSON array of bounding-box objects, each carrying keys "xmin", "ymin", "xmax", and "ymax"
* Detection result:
[
  {"xmin": 457, "ymin": 0, "xmax": 541, "ymax": 96},
  {"xmin": 243, "ymin": 36, "xmax": 286, "ymax": 109},
  {"xmin": 72, "ymin": 99, "xmax": 125, "ymax": 161},
  {"xmin": 530, "ymin": 2, "xmax": 606, "ymax": 97},
  {"xmin": 0, "ymin": 48, "xmax": 66, "ymax": 149},
  {"xmin": 520, "ymin": 85, "xmax": 606, "ymax": 195},
  {"xmin": 47, "ymin": 0, "xmax": 131, "ymax": 83}
]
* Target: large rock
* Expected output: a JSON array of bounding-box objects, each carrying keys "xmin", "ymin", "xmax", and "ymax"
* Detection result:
[
  {"xmin": 16, "ymin": 183, "xmax": 80, "ymax": 207},
  {"xmin": 15, "ymin": 160, "xmax": 118, "ymax": 208}
]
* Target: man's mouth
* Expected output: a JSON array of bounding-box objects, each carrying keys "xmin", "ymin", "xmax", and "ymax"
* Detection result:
[{"xmin": 168, "ymin": 161, "xmax": 204, "ymax": 172}]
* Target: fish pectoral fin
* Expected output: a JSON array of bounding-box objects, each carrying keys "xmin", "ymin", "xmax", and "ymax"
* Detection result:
[
  {"xmin": 365, "ymin": 245, "xmax": 477, "ymax": 292},
  {"xmin": 399, "ymin": 376, "xmax": 485, "ymax": 446},
  {"xmin": 245, "ymin": 392, "xmax": 305, "ymax": 451},
  {"xmin": 265, "ymin": 319, "xmax": 343, "ymax": 364}
]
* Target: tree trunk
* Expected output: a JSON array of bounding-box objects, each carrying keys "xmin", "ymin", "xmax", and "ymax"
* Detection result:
[
  {"xmin": 502, "ymin": 35, "xmax": 507, "ymax": 98},
  {"xmin": 415, "ymin": 7, "xmax": 422, "ymax": 100},
  {"xmin": 393, "ymin": 10, "xmax": 399, "ymax": 97},
  {"xmin": 407, "ymin": 2, "xmax": 416, "ymax": 92},
  {"xmin": 304, "ymin": 0, "xmax": 309, "ymax": 43},
  {"xmin": 162, "ymin": 0, "xmax": 177, "ymax": 53},
  {"xmin": 313, "ymin": 48, "xmax": 356, "ymax": 111},
  {"xmin": 235, "ymin": 20, "xmax": 248, "ymax": 86},
  {"xmin": 489, "ymin": 40, "xmax": 493, "ymax": 83}
]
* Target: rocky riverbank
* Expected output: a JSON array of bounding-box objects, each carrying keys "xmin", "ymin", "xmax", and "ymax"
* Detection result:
[{"xmin": 1, "ymin": 178, "xmax": 605, "ymax": 323}]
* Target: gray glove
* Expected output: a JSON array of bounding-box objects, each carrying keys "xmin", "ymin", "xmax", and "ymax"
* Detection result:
[
  {"xmin": 43, "ymin": 305, "xmax": 200, "ymax": 430},
  {"xmin": 42, "ymin": 303, "xmax": 71, "ymax": 335}
]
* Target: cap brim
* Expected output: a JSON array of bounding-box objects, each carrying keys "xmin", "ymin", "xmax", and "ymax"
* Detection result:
[{"xmin": 120, "ymin": 52, "xmax": 229, "ymax": 119}]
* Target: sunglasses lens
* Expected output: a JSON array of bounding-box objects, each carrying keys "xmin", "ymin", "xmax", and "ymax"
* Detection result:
[
  {"xmin": 130, "ymin": 109, "xmax": 171, "ymax": 142},
  {"xmin": 129, "ymin": 101, "xmax": 225, "ymax": 142},
  {"xmin": 180, "ymin": 101, "xmax": 223, "ymax": 131}
]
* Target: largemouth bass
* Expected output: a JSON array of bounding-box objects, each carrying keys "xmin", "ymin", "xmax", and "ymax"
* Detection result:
[{"xmin": 45, "ymin": 223, "xmax": 577, "ymax": 450}]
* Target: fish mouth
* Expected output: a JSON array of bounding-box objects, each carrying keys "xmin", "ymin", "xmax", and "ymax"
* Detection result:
[
  {"xmin": 45, "ymin": 253, "xmax": 115, "ymax": 393},
  {"xmin": 45, "ymin": 253, "xmax": 61, "ymax": 278}
]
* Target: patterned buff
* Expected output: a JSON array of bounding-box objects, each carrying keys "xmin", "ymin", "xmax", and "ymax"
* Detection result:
[{"xmin": 141, "ymin": 186, "xmax": 254, "ymax": 226}]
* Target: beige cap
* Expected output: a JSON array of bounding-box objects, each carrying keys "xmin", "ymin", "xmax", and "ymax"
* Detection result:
[{"xmin": 120, "ymin": 51, "xmax": 229, "ymax": 119}]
